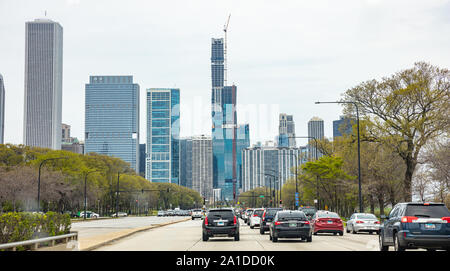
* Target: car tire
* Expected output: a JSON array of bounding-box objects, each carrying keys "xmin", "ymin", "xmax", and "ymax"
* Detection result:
[
  {"xmin": 393, "ymin": 232, "xmax": 405, "ymax": 251},
  {"xmin": 333, "ymin": 232, "xmax": 337, "ymax": 235},
  {"xmin": 260, "ymin": 228, "xmax": 265, "ymax": 235},
  {"xmin": 269, "ymin": 234, "xmax": 272, "ymax": 240},
  {"xmin": 250, "ymin": 225, "xmax": 254, "ymax": 229},
  {"xmin": 306, "ymin": 236, "xmax": 312, "ymax": 242},
  {"xmin": 234, "ymin": 234, "xmax": 240, "ymax": 241},
  {"xmin": 346, "ymin": 227, "xmax": 350, "ymax": 233},
  {"xmin": 313, "ymin": 232, "xmax": 317, "ymax": 235},
  {"xmin": 339, "ymin": 231, "xmax": 343, "ymax": 236},
  {"xmin": 369, "ymin": 231, "xmax": 373, "ymax": 235},
  {"xmin": 352, "ymin": 227, "xmax": 357, "ymax": 234},
  {"xmin": 379, "ymin": 233, "xmax": 389, "ymax": 251},
  {"xmin": 202, "ymin": 233, "xmax": 209, "ymax": 242},
  {"xmin": 272, "ymin": 236, "xmax": 278, "ymax": 242},
  {"xmin": 192, "ymin": 217, "xmax": 194, "ymax": 220}
]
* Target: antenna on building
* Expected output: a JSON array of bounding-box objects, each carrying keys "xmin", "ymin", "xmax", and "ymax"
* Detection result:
[{"xmin": 223, "ymin": 14, "xmax": 231, "ymax": 86}]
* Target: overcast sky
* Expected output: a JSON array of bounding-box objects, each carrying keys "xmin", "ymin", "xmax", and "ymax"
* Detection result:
[{"xmin": 1, "ymin": 0, "xmax": 449, "ymax": 146}]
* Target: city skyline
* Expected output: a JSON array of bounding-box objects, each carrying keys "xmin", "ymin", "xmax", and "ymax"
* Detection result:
[{"xmin": 2, "ymin": 1, "xmax": 449, "ymax": 147}]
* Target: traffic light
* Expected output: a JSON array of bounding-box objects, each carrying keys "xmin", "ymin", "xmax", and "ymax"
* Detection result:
[
  {"xmin": 203, "ymin": 197, "xmax": 206, "ymax": 205},
  {"xmin": 279, "ymin": 200, "xmax": 283, "ymax": 205},
  {"xmin": 233, "ymin": 192, "xmax": 236, "ymax": 200}
]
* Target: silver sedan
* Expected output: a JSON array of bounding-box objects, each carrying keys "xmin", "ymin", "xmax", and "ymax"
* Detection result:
[{"xmin": 346, "ymin": 213, "xmax": 380, "ymax": 234}]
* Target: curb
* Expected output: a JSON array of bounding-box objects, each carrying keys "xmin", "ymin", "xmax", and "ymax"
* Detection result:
[{"xmin": 81, "ymin": 218, "xmax": 191, "ymax": 251}]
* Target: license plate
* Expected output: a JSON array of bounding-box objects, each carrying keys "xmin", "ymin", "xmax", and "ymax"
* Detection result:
[
  {"xmin": 425, "ymin": 223, "xmax": 435, "ymax": 229},
  {"xmin": 328, "ymin": 221, "xmax": 333, "ymax": 224},
  {"xmin": 289, "ymin": 223, "xmax": 297, "ymax": 227},
  {"xmin": 217, "ymin": 221, "xmax": 224, "ymax": 226}
]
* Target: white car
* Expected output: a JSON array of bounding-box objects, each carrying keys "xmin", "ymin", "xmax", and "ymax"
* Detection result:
[
  {"xmin": 80, "ymin": 211, "xmax": 99, "ymax": 218},
  {"xmin": 249, "ymin": 208, "xmax": 265, "ymax": 229},
  {"xmin": 111, "ymin": 212, "xmax": 128, "ymax": 217},
  {"xmin": 346, "ymin": 213, "xmax": 380, "ymax": 234},
  {"xmin": 191, "ymin": 209, "xmax": 203, "ymax": 220}
]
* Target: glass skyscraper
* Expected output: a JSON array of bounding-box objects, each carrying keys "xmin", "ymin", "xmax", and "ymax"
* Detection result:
[
  {"xmin": 23, "ymin": 19, "xmax": 63, "ymax": 149},
  {"xmin": 308, "ymin": 116, "xmax": 324, "ymax": 159},
  {"xmin": 146, "ymin": 88, "xmax": 180, "ymax": 184},
  {"xmin": 85, "ymin": 76, "xmax": 140, "ymax": 172},
  {"xmin": 211, "ymin": 37, "xmax": 249, "ymax": 201}
]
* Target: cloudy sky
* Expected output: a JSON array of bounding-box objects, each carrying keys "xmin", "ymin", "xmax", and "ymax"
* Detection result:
[{"xmin": 1, "ymin": 0, "xmax": 449, "ymax": 146}]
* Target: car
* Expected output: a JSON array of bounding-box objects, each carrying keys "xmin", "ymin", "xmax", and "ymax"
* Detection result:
[
  {"xmin": 269, "ymin": 210, "xmax": 312, "ymax": 242},
  {"xmin": 111, "ymin": 212, "xmax": 127, "ymax": 217},
  {"xmin": 298, "ymin": 206, "xmax": 317, "ymax": 220},
  {"xmin": 202, "ymin": 208, "xmax": 240, "ymax": 241},
  {"xmin": 242, "ymin": 209, "xmax": 250, "ymax": 223},
  {"xmin": 249, "ymin": 208, "xmax": 264, "ymax": 229},
  {"xmin": 379, "ymin": 202, "xmax": 450, "ymax": 251},
  {"xmin": 260, "ymin": 208, "xmax": 283, "ymax": 234},
  {"xmin": 157, "ymin": 210, "xmax": 166, "ymax": 217},
  {"xmin": 346, "ymin": 213, "xmax": 380, "ymax": 234},
  {"xmin": 311, "ymin": 210, "xmax": 344, "ymax": 236},
  {"xmin": 191, "ymin": 209, "xmax": 203, "ymax": 220},
  {"xmin": 246, "ymin": 209, "xmax": 254, "ymax": 225},
  {"xmin": 166, "ymin": 209, "xmax": 174, "ymax": 216},
  {"xmin": 79, "ymin": 211, "xmax": 100, "ymax": 218}
]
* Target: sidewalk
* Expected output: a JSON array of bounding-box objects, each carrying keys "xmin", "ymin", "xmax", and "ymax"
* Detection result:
[{"xmin": 37, "ymin": 216, "xmax": 191, "ymax": 251}]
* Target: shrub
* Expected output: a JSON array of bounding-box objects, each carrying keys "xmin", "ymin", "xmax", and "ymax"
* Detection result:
[{"xmin": 0, "ymin": 212, "xmax": 72, "ymax": 246}]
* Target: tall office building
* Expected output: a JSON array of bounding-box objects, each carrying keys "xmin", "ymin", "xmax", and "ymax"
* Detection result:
[
  {"xmin": 0, "ymin": 74, "xmax": 5, "ymax": 144},
  {"xmin": 62, "ymin": 123, "xmax": 71, "ymax": 142},
  {"xmin": 333, "ymin": 116, "xmax": 354, "ymax": 138},
  {"xmin": 180, "ymin": 136, "xmax": 213, "ymax": 200},
  {"xmin": 139, "ymin": 144, "xmax": 146, "ymax": 177},
  {"xmin": 85, "ymin": 76, "xmax": 139, "ymax": 172},
  {"xmin": 242, "ymin": 142, "xmax": 302, "ymax": 192},
  {"xmin": 307, "ymin": 117, "xmax": 324, "ymax": 159},
  {"xmin": 146, "ymin": 88, "xmax": 180, "ymax": 184},
  {"xmin": 211, "ymin": 37, "xmax": 249, "ymax": 201},
  {"xmin": 23, "ymin": 19, "xmax": 63, "ymax": 149},
  {"xmin": 277, "ymin": 113, "xmax": 296, "ymax": 147}
]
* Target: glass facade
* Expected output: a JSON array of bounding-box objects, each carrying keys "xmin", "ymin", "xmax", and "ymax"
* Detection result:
[
  {"xmin": 146, "ymin": 88, "xmax": 180, "ymax": 184},
  {"xmin": 333, "ymin": 116, "xmax": 354, "ymax": 138},
  {"xmin": 85, "ymin": 76, "xmax": 139, "ymax": 172}
]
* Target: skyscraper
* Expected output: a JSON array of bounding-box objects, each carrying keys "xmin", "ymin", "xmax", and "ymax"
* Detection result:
[
  {"xmin": 23, "ymin": 19, "xmax": 63, "ymax": 149},
  {"xmin": 85, "ymin": 76, "xmax": 139, "ymax": 172},
  {"xmin": 308, "ymin": 117, "xmax": 324, "ymax": 159},
  {"xmin": 180, "ymin": 136, "xmax": 213, "ymax": 200},
  {"xmin": 0, "ymin": 74, "xmax": 5, "ymax": 144},
  {"xmin": 333, "ymin": 116, "xmax": 354, "ymax": 138},
  {"xmin": 277, "ymin": 113, "xmax": 296, "ymax": 147},
  {"xmin": 146, "ymin": 88, "xmax": 180, "ymax": 184}
]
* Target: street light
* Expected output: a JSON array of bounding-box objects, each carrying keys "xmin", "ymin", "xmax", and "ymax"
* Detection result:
[
  {"xmin": 37, "ymin": 157, "xmax": 68, "ymax": 212},
  {"xmin": 315, "ymin": 101, "xmax": 363, "ymax": 213},
  {"xmin": 84, "ymin": 170, "xmax": 102, "ymax": 220}
]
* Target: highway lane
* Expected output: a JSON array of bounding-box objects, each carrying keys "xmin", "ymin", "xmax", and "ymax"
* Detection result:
[{"xmin": 95, "ymin": 218, "xmax": 388, "ymax": 251}]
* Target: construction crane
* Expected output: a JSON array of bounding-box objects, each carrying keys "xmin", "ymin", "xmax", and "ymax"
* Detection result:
[{"xmin": 223, "ymin": 14, "xmax": 231, "ymax": 86}]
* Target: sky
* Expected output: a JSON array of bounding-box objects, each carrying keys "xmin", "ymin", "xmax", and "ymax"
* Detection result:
[{"xmin": 1, "ymin": 0, "xmax": 449, "ymax": 147}]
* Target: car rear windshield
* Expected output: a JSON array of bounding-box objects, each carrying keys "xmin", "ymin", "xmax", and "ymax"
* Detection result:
[
  {"xmin": 193, "ymin": 209, "xmax": 202, "ymax": 212},
  {"xmin": 301, "ymin": 209, "xmax": 316, "ymax": 215},
  {"xmin": 207, "ymin": 210, "xmax": 234, "ymax": 219},
  {"xmin": 317, "ymin": 212, "xmax": 340, "ymax": 218},
  {"xmin": 266, "ymin": 209, "xmax": 282, "ymax": 216},
  {"xmin": 356, "ymin": 214, "xmax": 377, "ymax": 219},
  {"xmin": 278, "ymin": 212, "xmax": 306, "ymax": 221},
  {"xmin": 254, "ymin": 210, "xmax": 264, "ymax": 216},
  {"xmin": 405, "ymin": 205, "xmax": 450, "ymax": 218}
]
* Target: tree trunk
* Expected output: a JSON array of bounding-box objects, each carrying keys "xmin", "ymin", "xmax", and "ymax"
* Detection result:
[
  {"xmin": 378, "ymin": 197, "xmax": 385, "ymax": 217},
  {"xmin": 403, "ymin": 154, "xmax": 417, "ymax": 202}
]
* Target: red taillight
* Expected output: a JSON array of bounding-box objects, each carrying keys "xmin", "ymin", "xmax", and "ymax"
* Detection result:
[
  {"xmin": 401, "ymin": 216, "xmax": 418, "ymax": 223},
  {"xmin": 274, "ymin": 221, "xmax": 281, "ymax": 226},
  {"xmin": 262, "ymin": 211, "xmax": 266, "ymax": 221},
  {"xmin": 303, "ymin": 221, "xmax": 310, "ymax": 225},
  {"xmin": 442, "ymin": 217, "xmax": 450, "ymax": 223},
  {"xmin": 374, "ymin": 221, "xmax": 380, "ymax": 224},
  {"xmin": 234, "ymin": 216, "xmax": 237, "ymax": 225},
  {"xmin": 205, "ymin": 216, "xmax": 209, "ymax": 225},
  {"xmin": 253, "ymin": 214, "xmax": 258, "ymax": 217},
  {"xmin": 356, "ymin": 220, "xmax": 364, "ymax": 224}
]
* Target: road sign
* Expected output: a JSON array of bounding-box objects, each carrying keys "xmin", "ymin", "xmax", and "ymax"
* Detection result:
[
  {"xmin": 295, "ymin": 200, "xmax": 299, "ymax": 207},
  {"xmin": 259, "ymin": 195, "xmax": 265, "ymax": 198}
]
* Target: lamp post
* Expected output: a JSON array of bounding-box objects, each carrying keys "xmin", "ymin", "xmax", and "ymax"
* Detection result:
[
  {"xmin": 315, "ymin": 101, "xmax": 363, "ymax": 213},
  {"xmin": 84, "ymin": 170, "xmax": 101, "ymax": 220},
  {"xmin": 37, "ymin": 157, "xmax": 68, "ymax": 212},
  {"xmin": 289, "ymin": 136, "xmax": 320, "ymax": 209}
]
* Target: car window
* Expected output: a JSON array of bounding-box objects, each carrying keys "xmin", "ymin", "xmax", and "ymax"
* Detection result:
[
  {"xmin": 317, "ymin": 212, "xmax": 340, "ymax": 218},
  {"xmin": 266, "ymin": 209, "xmax": 282, "ymax": 216},
  {"xmin": 389, "ymin": 205, "xmax": 399, "ymax": 218},
  {"xmin": 207, "ymin": 210, "xmax": 234, "ymax": 219},
  {"xmin": 405, "ymin": 205, "xmax": 450, "ymax": 218},
  {"xmin": 254, "ymin": 210, "xmax": 264, "ymax": 216},
  {"xmin": 356, "ymin": 214, "xmax": 377, "ymax": 219},
  {"xmin": 277, "ymin": 212, "xmax": 306, "ymax": 221}
]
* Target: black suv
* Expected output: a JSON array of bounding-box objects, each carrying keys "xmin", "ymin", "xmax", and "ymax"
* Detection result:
[
  {"xmin": 202, "ymin": 208, "xmax": 240, "ymax": 241},
  {"xmin": 260, "ymin": 208, "xmax": 283, "ymax": 234},
  {"xmin": 379, "ymin": 202, "xmax": 450, "ymax": 251}
]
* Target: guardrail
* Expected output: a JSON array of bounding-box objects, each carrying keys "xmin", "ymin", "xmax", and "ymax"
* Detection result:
[{"xmin": 0, "ymin": 232, "xmax": 78, "ymax": 251}]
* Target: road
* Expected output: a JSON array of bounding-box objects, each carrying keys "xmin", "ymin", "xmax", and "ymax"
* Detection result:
[{"xmin": 95, "ymin": 218, "xmax": 386, "ymax": 251}]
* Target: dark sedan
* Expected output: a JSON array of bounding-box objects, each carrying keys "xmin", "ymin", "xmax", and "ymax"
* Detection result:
[
  {"xmin": 269, "ymin": 210, "xmax": 312, "ymax": 242},
  {"xmin": 260, "ymin": 208, "xmax": 283, "ymax": 234},
  {"xmin": 202, "ymin": 208, "xmax": 240, "ymax": 241}
]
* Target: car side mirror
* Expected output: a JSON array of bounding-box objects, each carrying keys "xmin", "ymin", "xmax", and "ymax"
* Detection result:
[{"xmin": 380, "ymin": 215, "xmax": 387, "ymax": 220}]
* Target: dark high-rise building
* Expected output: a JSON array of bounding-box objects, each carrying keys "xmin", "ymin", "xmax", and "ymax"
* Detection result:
[
  {"xmin": 139, "ymin": 144, "xmax": 146, "ymax": 177},
  {"xmin": 24, "ymin": 19, "xmax": 63, "ymax": 149},
  {"xmin": 211, "ymin": 36, "xmax": 249, "ymax": 201},
  {"xmin": 333, "ymin": 116, "xmax": 354, "ymax": 138}
]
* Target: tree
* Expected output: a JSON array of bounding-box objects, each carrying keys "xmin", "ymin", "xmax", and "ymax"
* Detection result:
[{"xmin": 343, "ymin": 62, "xmax": 450, "ymax": 201}]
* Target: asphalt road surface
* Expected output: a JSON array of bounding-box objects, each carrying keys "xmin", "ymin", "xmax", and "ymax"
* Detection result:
[{"xmin": 95, "ymin": 218, "xmax": 392, "ymax": 251}]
